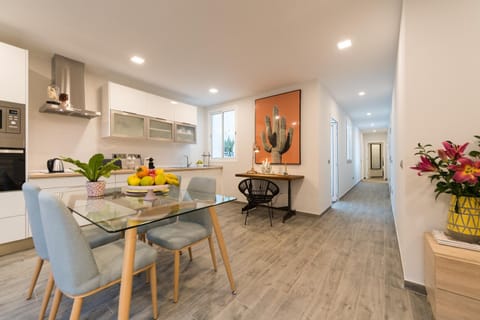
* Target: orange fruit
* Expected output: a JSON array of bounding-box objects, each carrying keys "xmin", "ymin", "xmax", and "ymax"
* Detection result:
[{"xmin": 136, "ymin": 165, "xmax": 149, "ymax": 178}]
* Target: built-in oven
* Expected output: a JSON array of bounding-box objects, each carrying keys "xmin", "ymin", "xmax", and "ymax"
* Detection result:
[
  {"xmin": 0, "ymin": 148, "xmax": 25, "ymax": 191},
  {"xmin": 0, "ymin": 100, "xmax": 26, "ymax": 191}
]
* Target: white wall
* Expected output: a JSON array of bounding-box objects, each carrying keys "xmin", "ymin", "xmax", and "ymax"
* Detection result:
[
  {"xmin": 392, "ymin": 0, "xmax": 480, "ymax": 284},
  {"xmin": 208, "ymin": 79, "xmax": 361, "ymax": 215},
  {"xmin": 26, "ymin": 52, "xmax": 206, "ymax": 171}
]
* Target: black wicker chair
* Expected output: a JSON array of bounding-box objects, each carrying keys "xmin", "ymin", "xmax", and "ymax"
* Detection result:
[{"xmin": 238, "ymin": 178, "xmax": 280, "ymax": 226}]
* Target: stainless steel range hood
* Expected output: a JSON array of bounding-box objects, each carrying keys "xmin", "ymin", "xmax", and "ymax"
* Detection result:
[{"xmin": 39, "ymin": 54, "xmax": 101, "ymax": 119}]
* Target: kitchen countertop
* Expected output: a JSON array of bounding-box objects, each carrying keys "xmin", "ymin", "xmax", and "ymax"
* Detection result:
[{"xmin": 28, "ymin": 165, "xmax": 223, "ymax": 179}]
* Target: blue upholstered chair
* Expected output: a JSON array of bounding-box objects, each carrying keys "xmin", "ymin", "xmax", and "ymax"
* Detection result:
[
  {"xmin": 146, "ymin": 177, "xmax": 217, "ymax": 303},
  {"xmin": 136, "ymin": 176, "xmax": 182, "ymax": 242},
  {"xmin": 22, "ymin": 183, "xmax": 121, "ymax": 318},
  {"xmin": 38, "ymin": 189, "xmax": 158, "ymax": 320}
]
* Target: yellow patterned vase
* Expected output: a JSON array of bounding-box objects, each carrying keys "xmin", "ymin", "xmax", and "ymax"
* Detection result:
[{"xmin": 447, "ymin": 195, "xmax": 480, "ymax": 244}]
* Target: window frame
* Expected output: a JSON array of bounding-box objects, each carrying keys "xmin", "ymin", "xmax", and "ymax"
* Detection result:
[{"xmin": 208, "ymin": 108, "xmax": 236, "ymax": 161}]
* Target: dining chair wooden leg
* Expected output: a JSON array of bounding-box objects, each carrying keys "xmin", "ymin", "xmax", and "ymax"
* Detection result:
[
  {"xmin": 48, "ymin": 288, "xmax": 62, "ymax": 320},
  {"xmin": 187, "ymin": 247, "xmax": 193, "ymax": 261},
  {"xmin": 207, "ymin": 236, "xmax": 218, "ymax": 272},
  {"xmin": 149, "ymin": 263, "xmax": 158, "ymax": 319},
  {"xmin": 173, "ymin": 250, "xmax": 180, "ymax": 303},
  {"xmin": 70, "ymin": 297, "xmax": 83, "ymax": 320},
  {"xmin": 208, "ymin": 207, "xmax": 236, "ymax": 293},
  {"xmin": 27, "ymin": 257, "xmax": 44, "ymax": 299},
  {"xmin": 39, "ymin": 273, "xmax": 54, "ymax": 320}
]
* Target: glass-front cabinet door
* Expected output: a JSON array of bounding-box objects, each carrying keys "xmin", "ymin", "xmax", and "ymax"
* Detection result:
[
  {"xmin": 148, "ymin": 118, "xmax": 173, "ymax": 141},
  {"xmin": 111, "ymin": 111, "xmax": 145, "ymax": 138},
  {"xmin": 174, "ymin": 122, "xmax": 196, "ymax": 144}
]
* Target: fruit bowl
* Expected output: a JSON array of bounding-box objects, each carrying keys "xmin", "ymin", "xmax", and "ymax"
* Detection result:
[{"xmin": 122, "ymin": 185, "xmax": 169, "ymax": 201}]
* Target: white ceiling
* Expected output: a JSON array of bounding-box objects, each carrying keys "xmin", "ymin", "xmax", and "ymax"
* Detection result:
[{"xmin": 0, "ymin": 0, "xmax": 402, "ymax": 131}]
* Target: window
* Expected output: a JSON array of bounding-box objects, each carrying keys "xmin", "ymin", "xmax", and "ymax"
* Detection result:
[
  {"xmin": 346, "ymin": 118, "xmax": 353, "ymax": 162},
  {"xmin": 210, "ymin": 110, "xmax": 235, "ymax": 159}
]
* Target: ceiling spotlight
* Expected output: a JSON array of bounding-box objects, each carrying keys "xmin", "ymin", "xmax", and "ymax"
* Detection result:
[
  {"xmin": 130, "ymin": 56, "xmax": 145, "ymax": 64},
  {"xmin": 170, "ymin": 101, "xmax": 178, "ymax": 105},
  {"xmin": 366, "ymin": 112, "xmax": 372, "ymax": 116},
  {"xmin": 358, "ymin": 91, "xmax": 366, "ymax": 96},
  {"xmin": 337, "ymin": 39, "xmax": 352, "ymax": 50},
  {"xmin": 209, "ymin": 88, "xmax": 219, "ymax": 94}
]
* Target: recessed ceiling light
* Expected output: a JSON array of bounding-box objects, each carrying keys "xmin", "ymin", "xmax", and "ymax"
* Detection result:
[
  {"xmin": 209, "ymin": 88, "xmax": 219, "ymax": 94},
  {"xmin": 130, "ymin": 56, "xmax": 145, "ymax": 64},
  {"xmin": 370, "ymin": 123, "xmax": 375, "ymax": 127},
  {"xmin": 358, "ymin": 91, "xmax": 366, "ymax": 96},
  {"xmin": 170, "ymin": 101, "xmax": 178, "ymax": 105},
  {"xmin": 337, "ymin": 39, "xmax": 352, "ymax": 50},
  {"xmin": 366, "ymin": 112, "xmax": 372, "ymax": 116},
  {"xmin": 373, "ymin": 130, "xmax": 377, "ymax": 133}
]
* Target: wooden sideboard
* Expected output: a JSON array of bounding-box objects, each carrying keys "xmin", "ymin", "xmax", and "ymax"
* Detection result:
[{"xmin": 424, "ymin": 232, "xmax": 480, "ymax": 320}]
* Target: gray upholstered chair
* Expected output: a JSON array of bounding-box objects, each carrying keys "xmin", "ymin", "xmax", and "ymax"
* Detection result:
[
  {"xmin": 146, "ymin": 176, "xmax": 217, "ymax": 303},
  {"xmin": 38, "ymin": 189, "xmax": 158, "ymax": 320},
  {"xmin": 22, "ymin": 182, "xmax": 121, "ymax": 318},
  {"xmin": 136, "ymin": 176, "xmax": 182, "ymax": 242}
]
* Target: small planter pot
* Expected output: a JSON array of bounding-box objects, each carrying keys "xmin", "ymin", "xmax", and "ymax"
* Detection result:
[
  {"xmin": 86, "ymin": 181, "xmax": 106, "ymax": 197},
  {"xmin": 447, "ymin": 195, "xmax": 480, "ymax": 244}
]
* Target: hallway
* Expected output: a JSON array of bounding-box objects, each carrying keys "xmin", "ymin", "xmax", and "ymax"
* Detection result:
[{"xmin": 0, "ymin": 181, "xmax": 433, "ymax": 319}]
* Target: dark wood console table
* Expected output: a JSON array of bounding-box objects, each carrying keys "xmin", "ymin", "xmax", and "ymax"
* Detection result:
[{"xmin": 235, "ymin": 172, "xmax": 304, "ymax": 222}]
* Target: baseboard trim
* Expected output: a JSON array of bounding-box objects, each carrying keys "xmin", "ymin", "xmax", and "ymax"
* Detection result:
[
  {"xmin": 404, "ymin": 280, "xmax": 427, "ymax": 295},
  {"xmin": 0, "ymin": 238, "xmax": 34, "ymax": 257}
]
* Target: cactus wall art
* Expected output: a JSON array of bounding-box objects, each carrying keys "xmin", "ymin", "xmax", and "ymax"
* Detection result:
[{"xmin": 255, "ymin": 90, "xmax": 301, "ymax": 164}]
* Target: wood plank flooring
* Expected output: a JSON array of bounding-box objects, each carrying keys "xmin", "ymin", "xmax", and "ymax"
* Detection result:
[{"xmin": 0, "ymin": 181, "xmax": 433, "ymax": 319}]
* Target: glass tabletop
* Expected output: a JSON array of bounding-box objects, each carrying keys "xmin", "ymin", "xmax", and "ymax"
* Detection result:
[{"xmin": 57, "ymin": 186, "xmax": 236, "ymax": 233}]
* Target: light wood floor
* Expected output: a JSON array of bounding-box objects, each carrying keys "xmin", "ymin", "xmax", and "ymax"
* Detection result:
[{"xmin": 0, "ymin": 181, "xmax": 433, "ymax": 319}]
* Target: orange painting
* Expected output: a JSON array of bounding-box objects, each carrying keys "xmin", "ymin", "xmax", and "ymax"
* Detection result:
[{"xmin": 255, "ymin": 90, "xmax": 301, "ymax": 164}]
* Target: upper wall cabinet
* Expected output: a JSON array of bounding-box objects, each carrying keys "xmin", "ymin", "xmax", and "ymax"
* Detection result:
[
  {"xmin": 0, "ymin": 42, "xmax": 28, "ymax": 104},
  {"xmin": 145, "ymin": 92, "xmax": 175, "ymax": 120},
  {"xmin": 174, "ymin": 102, "xmax": 197, "ymax": 125},
  {"xmin": 106, "ymin": 82, "xmax": 147, "ymax": 115}
]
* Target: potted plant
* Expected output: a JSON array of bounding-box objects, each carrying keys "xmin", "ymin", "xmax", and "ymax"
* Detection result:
[
  {"xmin": 411, "ymin": 135, "xmax": 480, "ymax": 243},
  {"xmin": 62, "ymin": 153, "xmax": 120, "ymax": 197}
]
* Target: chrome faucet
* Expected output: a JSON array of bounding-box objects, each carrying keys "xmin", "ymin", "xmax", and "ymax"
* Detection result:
[{"xmin": 185, "ymin": 155, "xmax": 192, "ymax": 168}]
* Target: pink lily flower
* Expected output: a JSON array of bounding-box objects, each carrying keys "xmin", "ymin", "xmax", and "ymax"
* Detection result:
[
  {"xmin": 442, "ymin": 141, "xmax": 468, "ymax": 160},
  {"xmin": 410, "ymin": 156, "xmax": 437, "ymax": 175},
  {"xmin": 448, "ymin": 157, "xmax": 480, "ymax": 184}
]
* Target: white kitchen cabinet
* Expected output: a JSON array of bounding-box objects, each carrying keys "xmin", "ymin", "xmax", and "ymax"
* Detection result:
[
  {"xmin": 148, "ymin": 118, "xmax": 173, "ymax": 141},
  {"xmin": 0, "ymin": 191, "xmax": 26, "ymax": 243},
  {"xmin": 105, "ymin": 82, "xmax": 147, "ymax": 115},
  {"xmin": 145, "ymin": 93, "xmax": 175, "ymax": 120},
  {"xmin": 174, "ymin": 122, "xmax": 196, "ymax": 144},
  {"xmin": 110, "ymin": 111, "xmax": 146, "ymax": 138},
  {"xmin": 174, "ymin": 102, "xmax": 197, "ymax": 125},
  {"xmin": 0, "ymin": 42, "xmax": 28, "ymax": 104}
]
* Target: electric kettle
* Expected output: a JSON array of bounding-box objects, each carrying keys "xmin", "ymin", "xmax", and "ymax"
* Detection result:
[{"xmin": 47, "ymin": 158, "xmax": 64, "ymax": 173}]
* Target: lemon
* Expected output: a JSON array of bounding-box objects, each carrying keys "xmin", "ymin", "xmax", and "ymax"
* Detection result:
[
  {"xmin": 154, "ymin": 173, "xmax": 166, "ymax": 185},
  {"xmin": 140, "ymin": 176, "xmax": 154, "ymax": 186},
  {"xmin": 127, "ymin": 174, "xmax": 141, "ymax": 186},
  {"xmin": 155, "ymin": 168, "xmax": 164, "ymax": 175}
]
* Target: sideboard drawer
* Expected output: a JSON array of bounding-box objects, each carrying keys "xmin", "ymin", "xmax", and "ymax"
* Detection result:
[{"xmin": 436, "ymin": 255, "xmax": 480, "ymax": 300}]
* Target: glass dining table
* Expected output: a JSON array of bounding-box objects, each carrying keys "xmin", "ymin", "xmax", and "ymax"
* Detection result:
[{"xmin": 57, "ymin": 185, "xmax": 237, "ymax": 320}]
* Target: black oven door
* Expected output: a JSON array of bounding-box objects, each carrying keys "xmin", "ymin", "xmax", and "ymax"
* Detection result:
[{"xmin": 0, "ymin": 148, "xmax": 25, "ymax": 191}]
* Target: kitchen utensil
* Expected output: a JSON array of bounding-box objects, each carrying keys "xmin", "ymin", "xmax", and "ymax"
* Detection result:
[{"xmin": 47, "ymin": 158, "xmax": 64, "ymax": 173}]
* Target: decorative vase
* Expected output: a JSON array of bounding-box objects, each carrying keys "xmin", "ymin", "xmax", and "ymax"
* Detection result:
[
  {"xmin": 446, "ymin": 195, "xmax": 480, "ymax": 243},
  {"xmin": 86, "ymin": 181, "xmax": 106, "ymax": 197}
]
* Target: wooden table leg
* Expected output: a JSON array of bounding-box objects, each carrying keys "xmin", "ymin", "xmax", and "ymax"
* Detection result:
[
  {"xmin": 208, "ymin": 207, "xmax": 236, "ymax": 293},
  {"xmin": 118, "ymin": 227, "xmax": 137, "ymax": 320}
]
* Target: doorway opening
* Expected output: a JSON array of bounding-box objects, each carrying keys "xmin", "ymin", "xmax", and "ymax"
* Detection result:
[
  {"xmin": 330, "ymin": 119, "xmax": 339, "ymax": 202},
  {"xmin": 368, "ymin": 142, "xmax": 384, "ymax": 179}
]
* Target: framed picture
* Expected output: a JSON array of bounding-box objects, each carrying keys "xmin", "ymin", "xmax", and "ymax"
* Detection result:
[{"xmin": 255, "ymin": 89, "xmax": 301, "ymax": 164}]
